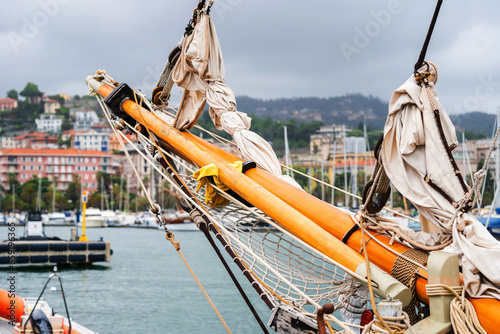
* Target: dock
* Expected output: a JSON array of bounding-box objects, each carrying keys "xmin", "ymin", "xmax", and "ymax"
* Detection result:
[{"xmin": 0, "ymin": 240, "xmax": 111, "ymax": 266}]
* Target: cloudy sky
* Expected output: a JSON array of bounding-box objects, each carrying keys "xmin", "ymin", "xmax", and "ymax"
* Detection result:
[{"xmin": 1, "ymin": 0, "xmax": 500, "ymax": 115}]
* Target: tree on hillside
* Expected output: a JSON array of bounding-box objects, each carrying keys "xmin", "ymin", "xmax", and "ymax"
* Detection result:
[
  {"xmin": 7, "ymin": 89, "xmax": 18, "ymax": 100},
  {"xmin": 65, "ymin": 175, "xmax": 82, "ymax": 210},
  {"xmin": 20, "ymin": 83, "xmax": 43, "ymax": 103},
  {"xmin": 88, "ymin": 191, "xmax": 103, "ymax": 209},
  {"xmin": 61, "ymin": 117, "xmax": 72, "ymax": 131},
  {"xmin": 49, "ymin": 95, "xmax": 65, "ymax": 105},
  {"xmin": 97, "ymin": 171, "xmax": 111, "ymax": 194},
  {"xmin": 7, "ymin": 173, "xmax": 21, "ymax": 194}
]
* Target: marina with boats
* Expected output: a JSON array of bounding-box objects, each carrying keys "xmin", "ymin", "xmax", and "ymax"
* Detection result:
[{"xmin": 3, "ymin": 0, "xmax": 500, "ymax": 333}]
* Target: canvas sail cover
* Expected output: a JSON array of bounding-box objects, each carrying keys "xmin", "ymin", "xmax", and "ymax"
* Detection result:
[
  {"xmin": 381, "ymin": 63, "xmax": 500, "ymax": 299},
  {"xmin": 172, "ymin": 3, "xmax": 299, "ymax": 187}
]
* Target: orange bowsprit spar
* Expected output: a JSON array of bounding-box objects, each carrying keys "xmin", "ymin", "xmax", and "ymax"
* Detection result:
[
  {"xmin": 87, "ymin": 77, "xmax": 411, "ymax": 305},
  {"xmin": 87, "ymin": 76, "xmax": 499, "ymax": 332}
]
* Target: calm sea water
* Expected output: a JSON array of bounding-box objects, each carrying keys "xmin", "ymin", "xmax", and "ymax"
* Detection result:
[{"xmin": 1, "ymin": 226, "xmax": 271, "ymax": 333}]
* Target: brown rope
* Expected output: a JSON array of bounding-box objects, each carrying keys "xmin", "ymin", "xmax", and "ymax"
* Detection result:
[{"xmin": 391, "ymin": 249, "xmax": 429, "ymax": 324}]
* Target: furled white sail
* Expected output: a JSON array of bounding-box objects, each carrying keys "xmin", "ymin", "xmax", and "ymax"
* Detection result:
[
  {"xmin": 381, "ymin": 62, "xmax": 500, "ymax": 299},
  {"xmin": 171, "ymin": 3, "xmax": 299, "ymax": 187}
]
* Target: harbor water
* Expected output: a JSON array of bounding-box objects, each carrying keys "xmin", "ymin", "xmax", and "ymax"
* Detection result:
[{"xmin": 1, "ymin": 226, "xmax": 271, "ymax": 333}]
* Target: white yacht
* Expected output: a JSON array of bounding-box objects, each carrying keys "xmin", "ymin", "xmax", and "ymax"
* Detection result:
[
  {"xmin": 101, "ymin": 210, "xmax": 120, "ymax": 226},
  {"xmin": 43, "ymin": 212, "xmax": 68, "ymax": 225},
  {"xmin": 77, "ymin": 208, "xmax": 106, "ymax": 228}
]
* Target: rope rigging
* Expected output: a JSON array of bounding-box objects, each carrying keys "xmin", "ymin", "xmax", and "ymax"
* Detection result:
[{"xmin": 89, "ymin": 73, "xmax": 368, "ymax": 333}]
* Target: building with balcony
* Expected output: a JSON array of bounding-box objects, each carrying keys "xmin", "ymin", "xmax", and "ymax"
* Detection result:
[
  {"xmin": 44, "ymin": 99, "xmax": 61, "ymax": 114},
  {"xmin": 73, "ymin": 129, "xmax": 110, "ymax": 153},
  {"xmin": 74, "ymin": 110, "xmax": 100, "ymax": 131},
  {"xmin": 35, "ymin": 114, "xmax": 63, "ymax": 133},
  {"xmin": 0, "ymin": 98, "xmax": 18, "ymax": 111},
  {"xmin": 0, "ymin": 148, "xmax": 114, "ymax": 192}
]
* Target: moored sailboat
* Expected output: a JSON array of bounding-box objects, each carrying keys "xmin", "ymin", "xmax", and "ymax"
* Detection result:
[{"xmin": 83, "ymin": 0, "xmax": 500, "ymax": 333}]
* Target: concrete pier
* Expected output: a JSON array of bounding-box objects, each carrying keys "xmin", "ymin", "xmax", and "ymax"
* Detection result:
[{"xmin": 0, "ymin": 240, "xmax": 111, "ymax": 266}]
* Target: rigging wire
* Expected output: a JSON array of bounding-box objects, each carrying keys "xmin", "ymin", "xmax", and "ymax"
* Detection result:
[
  {"xmin": 91, "ymin": 82, "xmax": 363, "ymax": 332},
  {"xmin": 118, "ymin": 103, "xmax": 429, "ymax": 273},
  {"xmin": 160, "ymin": 107, "xmax": 420, "ymax": 223},
  {"xmin": 414, "ymin": 0, "xmax": 444, "ymax": 72},
  {"xmin": 91, "ymin": 85, "xmax": 233, "ymax": 333},
  {"xmin": 131, "ymin": 91, "xmax": 271, "ymax": 333}
]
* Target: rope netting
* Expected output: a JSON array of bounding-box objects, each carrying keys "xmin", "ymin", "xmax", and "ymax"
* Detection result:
[
  {"xmin": 86, "ymin": 79, "xmax": 376, "ymax": 333},
  {"xmin": 181, "ymin": 175, "xmax": 368, "ymax": 314}
]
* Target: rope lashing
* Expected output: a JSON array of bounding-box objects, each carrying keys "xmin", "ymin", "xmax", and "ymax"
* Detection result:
[
  {"xmin": 414, "ymin": 0, "xmax": 444, "ymax": 72},
  {"xmin": 391, "ymin": 249, "xmax": 428, "ymax": 325},
  {"xmin": 426, "ymin": 284, "xmax": 486, "ymax": 334}
]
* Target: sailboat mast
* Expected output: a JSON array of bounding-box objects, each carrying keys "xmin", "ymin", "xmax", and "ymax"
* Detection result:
[
  {"xmin": 126, "ymin": 174, "xmax": 130, "ymax": 212},
  {"xmin": 321, "ymin": 161, "xmax": 324, "ymax": 201},
  {"xmin": 284, "ymin": 126, "xmax": 290, "ymax": 176},
  {"xmin": 119, "ymin": 174, "xmax": 123, "ymax": 212},
  {"xmin": 343, "ymin": 125, "xmax": 348, "ymax": 207},
  {"xmin": 101, "ymin": 177, "xmax": 104, "ymax": 210},
  {"xmin": 462, "ymin": 131, "xmax": 468, "ymax": 184},
  {"xmin": 52, "ymin": 183, "xmax": 55, "ymax": 212},
  {"xmin": 363, "ymin": 122, "xmax": 369, "ymax": 186},
  {"xmin": 37, "ymin": 176, "xmax": 42, "ymax": 211},
  {"xmin": 331, "ymin": 140, "xmax": 336, "ymax": 205},
  {"xmin": 497, "ymin": 110, "xmax": 500, "ymax": 201},
  {"xmin": 353, "ymin": 137, "xmax": 358, "ymax": 208}
]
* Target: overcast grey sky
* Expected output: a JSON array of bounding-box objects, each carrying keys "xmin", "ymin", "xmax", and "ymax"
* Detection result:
[{"xmin": 1, "ymin": 0, "xmax": 499, "ymax": 115}]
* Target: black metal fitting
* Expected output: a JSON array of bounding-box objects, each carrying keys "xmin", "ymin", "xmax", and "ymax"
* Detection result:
[{"xmin": 104, "ymin": 83, "xmax": 151, "ymax": 126}]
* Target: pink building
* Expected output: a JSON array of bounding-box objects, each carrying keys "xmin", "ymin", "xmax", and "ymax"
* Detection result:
[
  {"xmin": 0, "ymin": 98, "xmax": 18, "ymax": 111},
  {"xmin": 0, "ymin": 148, "xmax": 114, "ymax": 193}
]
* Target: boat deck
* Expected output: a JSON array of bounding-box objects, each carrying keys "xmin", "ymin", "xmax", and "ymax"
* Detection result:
[{"xmin": 0, "ymin": 318, "xmax": 15, "ymax": 333}]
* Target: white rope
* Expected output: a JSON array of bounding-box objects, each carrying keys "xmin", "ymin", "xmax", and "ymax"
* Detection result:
[{"xmin": 92, "ymin": 89, "xmax": 157, "ymax": 210}]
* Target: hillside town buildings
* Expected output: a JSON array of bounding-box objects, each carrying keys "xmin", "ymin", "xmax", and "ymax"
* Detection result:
[{"xmin": 0, "ymin": 148, "xmax": 114, "ymax": 192}]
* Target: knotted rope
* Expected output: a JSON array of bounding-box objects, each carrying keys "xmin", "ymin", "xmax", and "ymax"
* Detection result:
[{"xmin": 426, "ymin": 284, "xmax": 486, "ymax": 334}]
